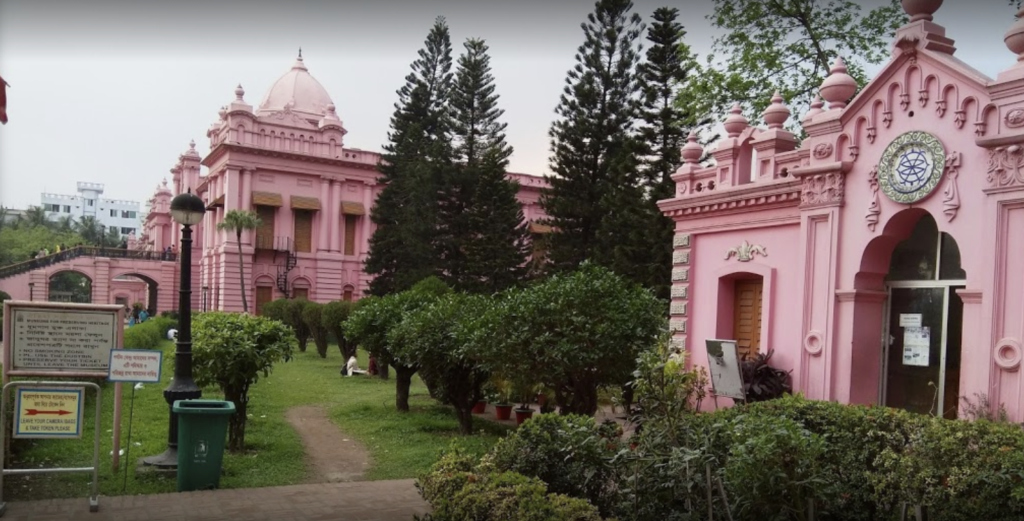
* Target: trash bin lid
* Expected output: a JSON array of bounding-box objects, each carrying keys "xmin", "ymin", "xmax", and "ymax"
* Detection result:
[{"xmin": 172, "ymin": 399, "xmax": 237, "ymax": 415}]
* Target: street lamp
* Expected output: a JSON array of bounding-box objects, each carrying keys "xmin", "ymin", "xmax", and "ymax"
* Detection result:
[
  {"xmin": 28, "ymin": 282, "xmax": 34, "ymax": 302},
  {"xmin": 142, "ymin": 188, "xmax": 206, "ymax": 469}
]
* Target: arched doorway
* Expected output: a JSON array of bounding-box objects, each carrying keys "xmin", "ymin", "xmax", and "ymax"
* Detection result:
[
  {"xmin": 882, "ymin": 213, "xmax": 966, "ymax": 419},
  {"xmin": 48, "ymin": 271, "xmax": 92, "ymax": 303},
  {"xmin": 118, "ymin": 273, "xmax": 159, "ymax": 315}
]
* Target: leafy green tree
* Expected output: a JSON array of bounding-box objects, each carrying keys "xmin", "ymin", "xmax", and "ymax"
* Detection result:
[
  {"xmin": 687, "ymin": 0, "xmax": 907, "ymax": 126},
  {"xmin": 366, "ymin": 17, "xmax": 453, "ymax": 296},
  {"xmin": 437, "ymin": 37, "xmax": 529, "ymax": 294},
  {"xmin": 301, "ymin": 301, "xmax": 330, "ymax": 358},
  {"xmin": 541, "ymin": 0, "xmax": 647, "ymax": 280},
  {"xmin": 388, "ymin": 292, "xmax": 490, "ymax": 434},
  {"xmin": 344, "ymin": 277, "xmax": 452, "ymax": 412},
  {"xmin": 0, "ymin": 225, "xmax": 85, "ymax": 265},
  {"xmin": 103, "ymin": 226, "xmax": 120, "ymax": 247},
  {"xmin": 55, "ymin": 215, "xmax": 75, "ymax": 233},
  {"xmin": 282, "ymin": 297, "xmax": 311, "ymax": 352},
  {"xmin": 74, "ymin": 216, "xmax": 104, "ymax": 245},
  {"xmin": 482, "ymin": 262, "xmax": 664, "ymax": 415},
  {"xmin": 22, "ymin": 206, "xmax": 50, "ymax": 229},
  {"xmin": 636, "ymin": 7, "xmax": 704, "ymax": 301},
  {"xmin": 192, "ymin": 312, "xmax": 296, "ymax": 451},
  {"xmin": 322, "ymin": 300, "xmax": 358, "ymax": 360},
  {"xmin": 217, "ymin": 209, "xmax": 262, "ymax": 313}
]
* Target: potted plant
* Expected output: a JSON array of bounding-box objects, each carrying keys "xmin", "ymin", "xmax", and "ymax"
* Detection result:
[
  {"xmin": 489, "ymin": 375, "xmax": 513, "ymax": 420},
  {"xmin": 738, "ymin": 349, "xmax": 793, "ymax": 403},
  {"xmin": 474, "ymin": 380, "xmax": 496, "ymax": 414},
  {"xmin": 512, "ymin": 381, "xmax": 536, "ymax": 426}
]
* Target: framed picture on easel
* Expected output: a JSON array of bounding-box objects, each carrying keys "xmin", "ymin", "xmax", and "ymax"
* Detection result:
[{"xmin": 705, "ymin": 339, "xmax": 745, "ymax": 403}]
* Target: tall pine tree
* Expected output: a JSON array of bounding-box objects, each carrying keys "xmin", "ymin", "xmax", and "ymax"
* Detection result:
[
  {"xmin": 366, "ymin": 17, "xmax": 454, "ymax": 296},
  {"xmin": 541, "ymin": 0, "xmax": 646, "ymax": 281},
  {"xmin": 437, "ymin": 38, "xmax": 529, "ymax": 294},
  {"xmin": 636, "ymin": 7, "xmax": 702, "ymax": 301}
]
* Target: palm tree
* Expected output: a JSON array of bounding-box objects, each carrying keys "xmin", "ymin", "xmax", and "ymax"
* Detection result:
[
  {"xmin": 23, "ymin": 206, "xmax": 50, "ymax": 228},
  {"xmin": 56, "ymin": 215, "xmax": 75, "ymax": 233},
  {"xmin": 217, "ymin": 210, "xmax": 262, "ymax": 313},
  {"xmin": 75, "ymin": 216, "xmax": 103, "ymax": 245}
]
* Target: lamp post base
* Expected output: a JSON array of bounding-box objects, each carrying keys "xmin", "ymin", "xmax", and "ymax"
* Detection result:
[{"xmin": 141, "ymin": 448, "xmax": 179, "ymax": 469}]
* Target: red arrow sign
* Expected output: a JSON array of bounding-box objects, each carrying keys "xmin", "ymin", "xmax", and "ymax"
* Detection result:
[{"xmin": 24, "ymin": 409, "xmax": 71, "ymax": 416}]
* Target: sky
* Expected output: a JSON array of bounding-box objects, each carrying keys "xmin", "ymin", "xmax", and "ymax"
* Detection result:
[{"xmin": 0, "ymin": 0, "xmax": 1016, "ymax": 210}]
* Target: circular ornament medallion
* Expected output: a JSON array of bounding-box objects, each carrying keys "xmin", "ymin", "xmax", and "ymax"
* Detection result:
[{"xmin": 878, "ymin": 131, "xmax": 946, "ymax": 204}]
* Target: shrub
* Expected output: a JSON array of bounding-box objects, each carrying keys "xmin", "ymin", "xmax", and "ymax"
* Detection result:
[
  {"xmin": 158, "ymin": 310, "xmax": 179, "ymax": 321},
  {"xmin": 282, "ymin": 298, "xmax": 311, "ymax": 352},
  {"xmin": 738, "ymin": 349, "xmax": 792, "ymax": 403},
  {"xmin": 192, "ymin": 312, "xmax": 295, "ymax": 451},
  {"xmin": 417, "ymin": 449, "xmax": 606, "ymax": 521},
  {"xmin": 260, "ymin": 298, "xmax": 287, "ymax": 323},
  {"xmin": 123, "ymin": 317, "xmax": 175, "ymax": 349},
  {"xmin": 479, "ymin": 413, "xmax": 621, "ymax": 515},
  {"xmin": 301, "ymin": 301, "xmax": 330, "ymax": 358},
  {"xmin": 322, "ymin": 300, "xmax": 357, "ymax": 359}
]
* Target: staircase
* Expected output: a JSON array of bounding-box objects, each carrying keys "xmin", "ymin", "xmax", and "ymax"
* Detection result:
[
  {"xmin": 266, "ymin": 237, "xmax": 296, "ymax": 298},
  {"xmin": 0, "ymin": 246, "xmax": 177, "ymax": 280}
]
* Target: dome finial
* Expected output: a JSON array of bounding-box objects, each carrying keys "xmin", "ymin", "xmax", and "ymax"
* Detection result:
[
  {"xmin": 298, "ymin": 47, "xmax": 303, "ymax": 60},
  {"xmin": 1005, "ymin": 8, "xmax": 1024, "ymax": 61},
  {"xmin": 819, "ymin": 57, "xmax": 858, "ymax": 110},
  {"xmin": 234, "ymin": 84, "xmax": 245, "ymax": 101},
  {"xmin": 723, "ymin": 104, "xmax": 749, "ymax": 138},
  {"xmin": 681, "ymin": 131, "xmax": 703, "ymax": 164},
  {"xmin": 762, "ymin": 91, "xmax": 790, "ymax": 129},
  {"xmin": 189, "ymin": 139, "xmax": 196, "ymax": 150},
  {"xmin": 901, "ymin": 0, "xmax": 943, "ymax": 23}
]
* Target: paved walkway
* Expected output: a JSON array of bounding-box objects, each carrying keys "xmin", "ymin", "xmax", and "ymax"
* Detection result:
[{"xmin": 1, "ymin": 479, "xmax": 428, "ymax": 521}]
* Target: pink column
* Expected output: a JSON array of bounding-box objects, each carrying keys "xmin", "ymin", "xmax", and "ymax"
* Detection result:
[
  {"xmin": 241, "ymin": 169, "xmax": 253, "ymax": 245},
  {"xmin": 330, "ymin": 179, "xmax": 343, "ymax": 252},
  {"xmin": 318, "ymin": 178, "xmax": 331, "ymax": 251},
  {"xmin": 361, "ymin": 181, "xmax": 374, "ymax": 256}
]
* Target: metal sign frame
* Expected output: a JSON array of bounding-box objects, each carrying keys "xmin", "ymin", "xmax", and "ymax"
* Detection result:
[
  {"xmin": 13, "ymin": 386, "xmax": 85, "ymax": 439},
  {"xmin": 0, "ymin": 381, "xmax": 101, "ymax": 516},
  {"xmin": 705, "ymin": 339, "xmax": 746, "ymax": 402}
]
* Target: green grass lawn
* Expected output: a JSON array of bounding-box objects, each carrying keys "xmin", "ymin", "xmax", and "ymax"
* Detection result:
[{"xmin": 2, "ymin": 339, "xmax": 510, "ymax": 500}]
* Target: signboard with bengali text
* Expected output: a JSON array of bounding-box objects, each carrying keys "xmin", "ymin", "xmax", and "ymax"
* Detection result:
[
  {"xmin": 9, "ymin": 307, "xmax": 117, "ymax": 372},
  {"xmin": 13, "ymin": 387, "xmax": 85, "ymax": 439},
  {"xmin": 107, "ymin": 349, "xmax": 162, "ymax": 383}
]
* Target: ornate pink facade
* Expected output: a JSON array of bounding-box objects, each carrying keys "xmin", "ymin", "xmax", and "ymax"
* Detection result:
[
  {"xmin": 660, "ymin": 1, "xmax": 1024, "ymax": 420},
  {"xmin": 141, "ymin": 53, "xmax": 549, "ymax": 315}
]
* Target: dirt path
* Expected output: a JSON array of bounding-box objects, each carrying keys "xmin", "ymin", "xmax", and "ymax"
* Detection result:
[{"xmin": 285, "ymin": 405, "xmax": 371, "ymax": 483}]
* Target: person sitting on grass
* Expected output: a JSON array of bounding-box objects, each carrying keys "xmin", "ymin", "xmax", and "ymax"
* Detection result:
[{"xmin": 345, "ymin": 356, "xmax": 366, "ymax": 377}]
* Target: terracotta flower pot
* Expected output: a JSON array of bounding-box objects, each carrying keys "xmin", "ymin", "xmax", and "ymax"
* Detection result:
[
  {"xmin": 472, "ymin": 401, "xmax": 487, "ymax": 414},
  {"xmin": 514, "ymin": 408, "xmax": 534, "ymax": 425},
  {"xmin": 494, "ymin": 404, "xmax": 513, "ymax": 420}
]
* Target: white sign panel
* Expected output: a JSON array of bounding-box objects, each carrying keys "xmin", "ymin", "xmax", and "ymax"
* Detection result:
[
  {"xmin": 902, "ymin": 326, "xmax": 931, "ymax": 367},
  {"xmin": 899, "ymin": 313, "xmax": 923, "ymax": 328},
  {"xmin": 10, "ymin": 308, "xmax": 117, "ymax": 371},
  {"xmin": 705, "ymin": 339, "xmax": 745, "ymax": 400},
  {"xmin": 107, "ymin": 349, "xmax": 163, "ymax": 383}
]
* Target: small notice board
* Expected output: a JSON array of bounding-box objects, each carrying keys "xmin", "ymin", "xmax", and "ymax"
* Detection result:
[
  {"xmin": 108, "ymin": 349, "xmax": 163, "ymax": 383},
  {"xmin": 8, "ymin": 306, "xmax": 118, "ymax": 373},
  {"xmin": 705, "ymin": 339, "xmax": 745, "ymax": 401},
  {"xmin": 13, "ymin": 387, "xmax": 85, "ymax": 439}
]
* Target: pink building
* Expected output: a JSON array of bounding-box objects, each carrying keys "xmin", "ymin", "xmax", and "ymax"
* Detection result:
[
  {"xmin": 660, "ymin": 1, "xmax": 1024, "ymax": 421},
  {"xmin": 141, "ymin": 53, "xmax": 549, "ymax": 316}
]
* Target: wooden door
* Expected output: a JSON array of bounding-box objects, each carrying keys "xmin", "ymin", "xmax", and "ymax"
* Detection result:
[
  {"xmin": 293, "ymin": 288, "xmax": 309, "ymax": 300},
  {"xmin": 255, "ymin": 286, "xmax": 273, "ymax": 316},
  {"xmin": 255, "ymin": 206, "xmax": 276, "ymax": 249},
  {"xmin": 733, "ymin": 279, "xmax": 763, "ymax": 360},
  {"xmin": 344, "ymin": 215, "xmax": 358, "ymax": 256},
  {"xmin": 294, "ymin": 210, "xmax": 313, "ymax": 252}
]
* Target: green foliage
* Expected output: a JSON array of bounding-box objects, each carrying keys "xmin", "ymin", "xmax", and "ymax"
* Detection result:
[
  {"xmin": 344, "ymin": 277, "xmax": 453, "ymax": 411},
  {"xmin": 217, "ymin": 210, "xmax": 261, "ymax": 313},
  {"xmin": 686, "ymin": 0, "xmax": 907, "ymax": 127},
  {"xmin": 281, "ymin": 298, "xmax": 311, "ymax": 352},
  {"xmin": 192, "ymin": 312, "xmax": 296, "ymax": 451},
  {"xmin": 389, "ymin": 293, "xmax": 490, "ymax": 434},
  {"xmin": 321, "ymin": 300, "xmax": 357, "ymax": 359},
  {"xmin": 481, "ymin": 262, "xmax": 664, "ymax": 415},
  {"xmin": 418, "ymin": 449, "xmax": 606, "ymax": 521},
  {"xmin": 300, "ymin": 301, "xmax": 330, "ymax": 358},
  {"xmin": 738, "ymin": 349, "xmax": 792, "ymax": 402},
  {"xmin": 435, "ymin": 38, "xmax": 530, "ymax": 294},
  {"xmin": 0, "ymin": 225, "xmax": 85, "ymax": 265},
  {"xmin": 123, "ymin": 317, "xmax": 176, "ymax": 349},
  {"xmin": 366, "ymin": 17, "xmax": 453, "ymax": 297},
  {"xmin": 541, "ymin": 0, "xmax": 649, "ymax": 286},
  {"xmin": 260, "ymin": 298, "xmax": 287, "ymax": 323},
  {"xmin": 158, "ymin": 310, "xmax": 179, "ymax": 320},
  {"xmin": 479, "ymin": 413, "xmax": 622, "ymax": 516}
]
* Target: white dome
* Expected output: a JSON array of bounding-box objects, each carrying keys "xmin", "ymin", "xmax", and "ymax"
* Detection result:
[{"xmin": 257, "ymin": 54, "xmax": 334, "ymax": 119}]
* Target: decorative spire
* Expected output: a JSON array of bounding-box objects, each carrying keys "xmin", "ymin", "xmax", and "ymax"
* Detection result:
[
  {"xmin": 681, "ymin": 131, "xmax": 703, "ymax": 164},
  {"xmin": 218, "ymin": 106, "xmax": 227, "ymax": 120},
  {"xmin": 298, "ymin": 47, "xmax": 303, "ymax": 59},
  {"xmin": 901, "ymin": 0, "xmax": 943, "ymax": 23},
  {"xmin": 234, "ymin": 84, "xmax": 245, "ymax": 101},
  {"xmin": 723, "ymin": 104, "xmax": 749, "ymax": 138},
  {"xmin": 1005, "ymin": 8, "xmax": 1024, "ymax": 62},
  {"xmin": 819, "ymin": 57, "xmax": 858, "ymax": 110},
  {"xmin": 804, "ymin": 95, "xmax": 825, "ymax": 120},
  {"xmin": 189, "ymin": 139, "xmax": 196, "ymax": 150},
  {"xmin": 762, "ymin": 92, "xmax": 791, "ymax": 129}
]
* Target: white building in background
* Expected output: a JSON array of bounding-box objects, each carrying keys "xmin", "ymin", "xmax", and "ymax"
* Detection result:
[{"xmin": 41, "ymin": 182, "xmax": 142, "ymax": 237}]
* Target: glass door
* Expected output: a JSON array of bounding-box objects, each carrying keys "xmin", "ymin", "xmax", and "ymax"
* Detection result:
[{"xmin": 883, "ymin": 285, "xmax": 963, "ymax": 419}]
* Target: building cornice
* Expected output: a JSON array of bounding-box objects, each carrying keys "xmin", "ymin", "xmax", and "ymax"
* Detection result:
[
  {"xmin": 202, "ymin": 143, "xmax": 380, "ymax": 172},
  {"xmin": 658, "ymin": 179, "xmax": 802, "ymax": 218}
]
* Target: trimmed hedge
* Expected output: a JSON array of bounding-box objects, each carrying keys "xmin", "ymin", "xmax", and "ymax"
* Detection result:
[{"xmin": 123, "ymin": 317, "xmax": 176, "ymax": 349}]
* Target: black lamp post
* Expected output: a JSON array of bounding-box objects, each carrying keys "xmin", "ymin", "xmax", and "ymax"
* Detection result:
[
  {"xmin": 28, "ymin": 282, "xmax": 34, "ymax": 302},
  {"xmin": 142, "ymin": 188, "xmax": 206, "ymax": 469}
]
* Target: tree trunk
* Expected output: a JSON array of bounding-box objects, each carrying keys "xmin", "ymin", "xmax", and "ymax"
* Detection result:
[
  {"xmin": 378, "ymin": 362, "xmax": 390, "ymax": 380},
  {"xmin": 236, "ymin": 229, "xmax": 248, "ymax": 313},
  {"xmin": 224, "ymin": 386, "xmax": 248, "ymax": 452},
  {"xmin": 394, "ymin": 365, "xmax": 416, "ymax": 412},
  {"xmin": 455, "ymin": 405, "xmax": 473, "ymax": 435}
]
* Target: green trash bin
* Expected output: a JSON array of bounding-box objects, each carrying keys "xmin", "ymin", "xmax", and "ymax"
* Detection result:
[{"xmin": 173, "ymin": 399, "xmax": 235, "ymax": 492}]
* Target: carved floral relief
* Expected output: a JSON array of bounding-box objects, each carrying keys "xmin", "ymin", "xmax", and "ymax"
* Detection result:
[
  {"xmin": 801, "ymin": 172, "xmax": 845, "ymax": 207},
  {"xmin": 866, "ymin": 166, "xmax": 881, "ymax": 231},
  {"xmin": 987, "ymin": 146, "xmax": 1024, "ymax": 189},
  {"xmin": 1006, "ymin": 109, "xmax": 1024, "ymax": 129},
  {"xmin": 725, "ymin": 240, "xmax": 767, "ymax": 262},
  {"xmin": 942, "ymin": 152, "xmax": 961, "ymax": 222},
  {"xmin": 813, "ymin": 143, "xmax": 834, "ymax": 159}
]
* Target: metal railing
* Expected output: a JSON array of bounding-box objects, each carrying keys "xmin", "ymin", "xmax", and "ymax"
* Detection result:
[{"xmin": 0, "ymin": 246, "xmax": 177, "ymax": 280}]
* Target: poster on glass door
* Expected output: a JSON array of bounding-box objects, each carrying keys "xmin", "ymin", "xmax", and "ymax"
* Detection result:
[{"xmin": 903, "ymin": 326, "xmax": 931, "ymax": 367}]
